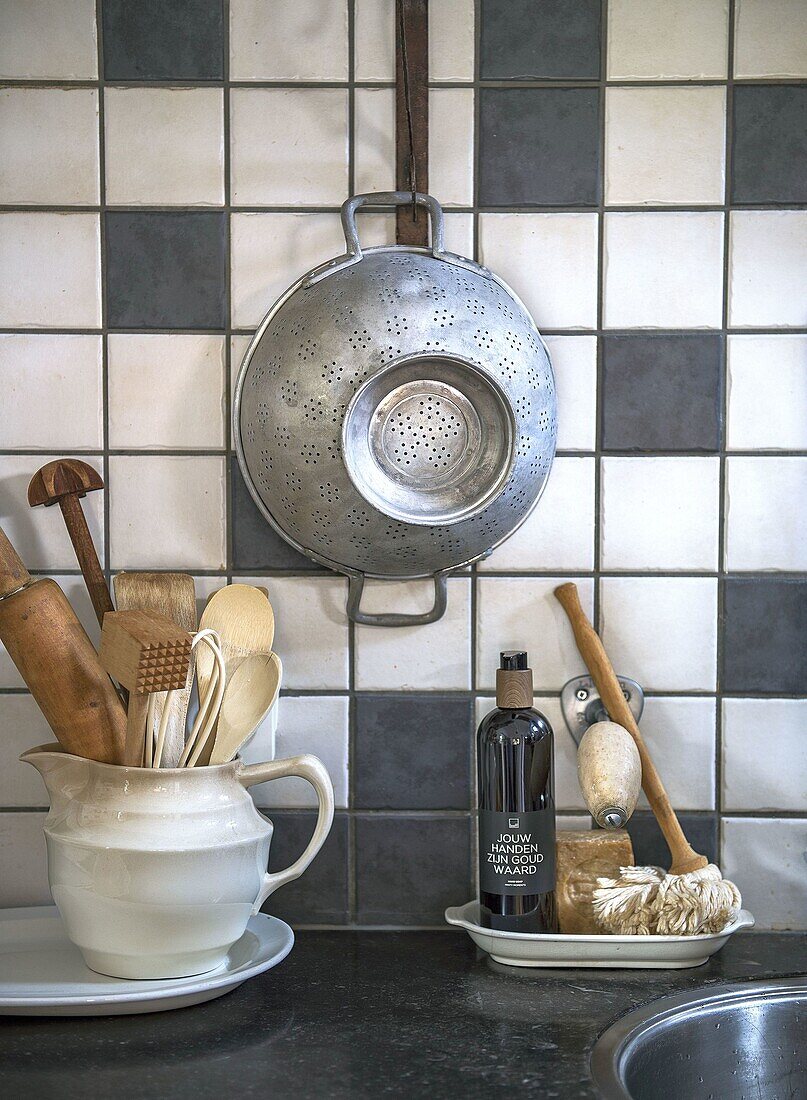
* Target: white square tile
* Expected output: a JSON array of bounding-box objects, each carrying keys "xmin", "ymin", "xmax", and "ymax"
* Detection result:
[
  {"xmin": 0, "ymin": 88, "xmax": 99, "ymax": 205},
  {"xmin": 0, "ymin": 455, "xmax": 104, "ymax": 572},
  {"xmin": 230, "ymin": 89, "xmax": 348, "ymax": 206},
  {"xmin": 602, "ymin": 457, "xmax": 720, "ymax": 571},
  {"xmin": 604, "ymin": 212, "xmax": 724, "ymax": 329},
  {"xmin": 430, "ymin": 0, "xmax": 475, "ymax": 81},
  {"xmin": 635, "ymin": 697, "xmax": 716, "ymax": 810},
  {"xmin": 108, "ymin": 335, "xmax": 226, "ymax": 450},
  {"xmin": 0, "ymin": 574, "xmax": 100, "ymax": 689},
  {"xmin": 0, "ymin": 813, "xmax": 51, "ymax": 907},
  {"xmin": 430, "ymin": 89, "xmax": 474, "ymax": 207},
  {"xmin": 723, "ymin": 699, "xmax": 807, "ymax": 811},
  {"xmin": 607, "ymin": 0, "xmax": 729, "ymax": 79},
  {"xmin": 231, "ymin": 212, "xmax": 393, "ymax": 327},
  {"xmin": 443, "ymin": 212, "xmax": 474, "ymax": 258},
  {"xmin": 0, "ymin": 335, "xmax": 103, "ymax": 450},
  {"xmin": 734, "ymin": 0, "xmax": 807, "ymax": 78},
  {"xmin": 725, "ymin": 457, "xmax": 807, "ymax": 571},
  {"xmin": 605, "ymin": 87, "xmax": 725, "ymax": 206},
  {"xmin": 354, "ymin": 88, "xmax": 395, "ymax": 195},
  {"xmin": 104, "ymin": 88, "xmax": 224, "ymax": 206},
  {"xmin": 230, "ymin": 0, "xmax": 348, "ymax": 80},
  {"xmin": 0, "ymin": 696, "xmax": 53, "ymax": 806},
  {"xmin": 729, "ymin": 212, "xmax": 807, "ymax": 329},
  {"xmin": 728, "ymin": 336, "xmax": 807, "ymax": 451},
  {"xmin": 0, "ymin": 213, "xmax": 100, "ymax": 328},
  {"xmin": 108, "ymin": 455, "xmax": 226, "ymax": 570},
  {"xmin": 355, "ymin": 577, "xmax": 471, "ymax": 690},
  {"xmin": 239, "ymin": 576, "xmax": 350, "ymax": 691},
  {"xmin": 600, "ymin": 577, "xmax": 718, "ymax": 690},
  {"xmin": 543, "ymin": 336, "xmax": 597, "ymax": 451},
  {"xmin": 479, "ymin": 457, "xmax": 595, "ymax": 572},
  {"xmin": 245, "ymin": 696, "xmax": 349, "ymax": 809},
  {"xmin": 722, "ymin": 818, "xmax": 807, "ymax": 930},
  {"xmin": 0, "ymin": 0, "xmax": 97, "ymax": 78},
  {"xmin": 476, "ymin": 577, "xmax": 595, "ymax": 692},
  {"xmin": 479, "ymin": 214, "xmax": 599, "ymax": 330},
  {"xmin": 355, "ymin": 0, "xmax": 394, "ymax": 80}
]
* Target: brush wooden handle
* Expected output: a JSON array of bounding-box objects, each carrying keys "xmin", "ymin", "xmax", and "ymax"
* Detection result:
[
  {"xmin": 554, "ymin": 583, "xmax": 708, "ymax": 875},
  {"xmin": 0, "ymin": 553, "xmax": 126, "ymax": 763}
]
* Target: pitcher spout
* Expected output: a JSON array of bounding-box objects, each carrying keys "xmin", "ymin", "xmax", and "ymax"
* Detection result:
[{"xmin": 20, "ymin": 743, "xmax": 89, "ymax": 816}]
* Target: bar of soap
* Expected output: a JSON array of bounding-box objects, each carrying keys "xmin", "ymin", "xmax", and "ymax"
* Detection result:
[{"xmin": 556, "ymin": 829, "xmax": 634, "ymax": 935}]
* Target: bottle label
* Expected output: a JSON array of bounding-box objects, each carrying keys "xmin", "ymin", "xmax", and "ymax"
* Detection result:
[{"xmin": 478, "ymin": 809, "xmax": 555, "ymax": 896}]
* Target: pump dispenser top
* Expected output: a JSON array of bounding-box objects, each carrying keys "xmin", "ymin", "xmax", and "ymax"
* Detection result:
[{"xmin": 496, "ymin": 650, "xmax": 533, "ymax": 709}]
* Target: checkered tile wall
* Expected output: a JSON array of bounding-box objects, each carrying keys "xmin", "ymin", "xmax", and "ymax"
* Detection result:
[{"xmin": 1, "ymin": 0, "xmax": 805, "ymax": 928}]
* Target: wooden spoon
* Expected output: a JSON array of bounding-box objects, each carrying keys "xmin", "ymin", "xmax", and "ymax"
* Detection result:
[
  {"xmin": 114, "ymin": 572, "xmax": 197, "ymax": 768},
  {"xmin": 208, "ymin": 652, "xmax": 282, "ymax": 765},
  {"xmin": 196, "ymin": 585, "xmax": 275, "ymax": 697}
]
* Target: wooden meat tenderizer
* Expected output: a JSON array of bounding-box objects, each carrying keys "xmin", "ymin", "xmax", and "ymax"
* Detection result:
[
  {"xmin": 100, "ymin": 611, "xmax": 192, "ymax": 767},
  {"xmin": 577, "ymin": 721, "xmax": 641, "ymax": 830},
  {"xmin": 554, "ymin": 582, "xmax": 741, "ymax": 935},
  {"xmin": 0, "ymin": 526, "xmax": 126, "ymax": 764}
]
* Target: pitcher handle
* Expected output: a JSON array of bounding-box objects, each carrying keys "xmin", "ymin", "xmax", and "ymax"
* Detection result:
[{"xmin": 237, "ymin": 754, "xmax": 334, "ymax": 915}]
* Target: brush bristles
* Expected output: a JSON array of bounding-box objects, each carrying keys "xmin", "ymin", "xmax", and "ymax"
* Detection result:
[{"xmin": 592, "ymin": 864, "xmax": 742, "ymax": 936}]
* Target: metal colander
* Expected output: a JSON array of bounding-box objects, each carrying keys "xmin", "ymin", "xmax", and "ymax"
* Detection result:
[{"xmin": 235, "ymin": 192, "xmax": 557, "ymax": 625}]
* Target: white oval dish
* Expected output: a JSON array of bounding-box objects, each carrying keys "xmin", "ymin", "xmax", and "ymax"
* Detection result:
[
  {"xmin": 445, "ymin": 901, "xmax": 755, "ymax": 969},
  {"xmin": 0, "ymin": 907, "xmax": 293, "ymax": 1016}
]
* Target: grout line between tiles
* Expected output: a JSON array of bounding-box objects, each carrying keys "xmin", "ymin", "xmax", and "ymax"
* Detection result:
[
  {"xmin": 346, "ymin": 0, "xmax": 358, "ymax": 927},
  {"xmin": 94, "ymin": 0, "xmax": 111, "ymax": 588}
]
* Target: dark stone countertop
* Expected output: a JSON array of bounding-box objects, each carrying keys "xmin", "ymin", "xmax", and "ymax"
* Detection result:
[{"xmin": 0, "ymin": 930, "xmax": 804, "ymax": 1099}]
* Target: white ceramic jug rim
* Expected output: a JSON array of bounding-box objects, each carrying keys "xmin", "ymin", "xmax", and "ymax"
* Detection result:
[{"xmin": 21, "ymin": 742, "xmax": 242, "ymax": 775}]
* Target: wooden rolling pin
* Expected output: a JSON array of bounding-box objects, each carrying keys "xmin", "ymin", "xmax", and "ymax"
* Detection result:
[
  {"xmin": 554, "ymin": 583, "xmax": 708, "ymax": 876},
  {"xmin": 0, "ymin": 526, "xmax": 126, "ymax": 764},
  {"xmin": 577, "ymin": 721, "xmax": 641, "ymax": 829}
]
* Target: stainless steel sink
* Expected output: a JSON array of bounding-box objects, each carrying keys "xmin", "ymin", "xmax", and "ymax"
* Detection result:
[{"xmin": 590, "ymin": 978, "xmax": 806, "ymax": 1099}]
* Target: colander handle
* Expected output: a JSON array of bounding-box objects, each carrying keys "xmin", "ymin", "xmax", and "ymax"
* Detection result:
[
  {"xmin": 341, "ymin": 192, "xmax": 446, "ymax": 259},
  {"xmin": 346, "ymin": 571, "xmax": 449, "ymax": 626}
]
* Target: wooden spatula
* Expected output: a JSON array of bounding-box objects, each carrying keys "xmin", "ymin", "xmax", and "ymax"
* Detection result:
[
  {"xmin": 208, "ymin": 652, "xmax": 282, "ymax": 765},
  {"xmin": 113, "ymin": 573, "xmax": 196, "ymax": 767}
]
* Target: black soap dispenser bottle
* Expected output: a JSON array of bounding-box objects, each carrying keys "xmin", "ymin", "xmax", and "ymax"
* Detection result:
[{"xmin": 477, "ymin": 651, "xmax": 558, "ymax": 933}]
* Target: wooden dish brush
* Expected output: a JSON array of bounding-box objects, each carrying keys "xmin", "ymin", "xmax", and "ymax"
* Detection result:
[{"xmin": 554, "ymin": 583, "xmax": 741, "ymax": 936}]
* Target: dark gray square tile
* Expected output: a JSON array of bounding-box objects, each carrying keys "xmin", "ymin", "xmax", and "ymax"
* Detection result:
[
  {"xmin": 602, "ymin": 335, "xmax": 723, "ymax": 452},
  {"xmin": 731, "ymin": 86, "xmax": 807, "ymax": 204},
  {"xmin": 105, "ymin": 212, "xmax": 226, "ymax": 330},
  {"xmin": 354, "ymin": 695, "xmax": 473, "ymax": 810},
  {"xmin": 102, "ymin": 0, "xmax": 224, "ymax": 80},
  {"xmin": 479, "ymin": 88, "xmax": 600, "ymax": 206},
  {"xmin": 722, "ymin": 578, "xmax": 807, "ymax": 694},
  {"xmin": 356, "ymin": 815, "xmax": 472, "ymax": 925},
  {"xmin": 626, "ymin": 812, "xmax": 718, "ymax": 868},
  {"xmin": 262, "ymin": 811, "xmax": 349, "ymax": 925},
  {"xmin": 231, "ymin": 459, "xmax": 323, "ymax": 572},
  {"xmin": 480, "ymin": 0, "xmax": 601, "ymax": 80}
]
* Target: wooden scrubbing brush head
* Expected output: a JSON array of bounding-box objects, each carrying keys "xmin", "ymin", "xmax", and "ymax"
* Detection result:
[{"xmin": 554, "ymin": 583, "xmax": 741, "ymax": 936}]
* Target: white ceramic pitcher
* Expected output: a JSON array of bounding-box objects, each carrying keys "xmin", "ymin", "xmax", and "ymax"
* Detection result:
[{"xmin": 22, "ymin": 744, "xmax": 334, "ymax": 980}]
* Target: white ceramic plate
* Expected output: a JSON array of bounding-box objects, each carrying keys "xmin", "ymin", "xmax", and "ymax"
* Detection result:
[
  {"xmin": 445, "ymin": 901, "xmax": 755, "ymax": 969},
  {"xmin": 0, "ymin": 906, "xmax": 294, "ymax": 1016}
]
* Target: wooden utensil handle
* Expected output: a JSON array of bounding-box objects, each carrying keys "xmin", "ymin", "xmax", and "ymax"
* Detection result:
[
  {"xmin": 554, "ymin": 583, "xmax": 708, "ymax": 875},
  {"xmin": 125, "ymin": 694, "xmax": 149, "ymax": 767},
  {"xmin": 58, "ymin": 493, "xmax": 114, "ymax": 626}
]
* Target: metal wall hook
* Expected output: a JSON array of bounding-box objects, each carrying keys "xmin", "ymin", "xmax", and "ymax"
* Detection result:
[{"xmin": 560, "ymin": 675, "xmax": 645, "ymax": 746}]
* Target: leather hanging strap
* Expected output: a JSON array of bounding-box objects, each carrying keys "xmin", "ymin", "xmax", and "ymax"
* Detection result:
[{"xmin": 396, "ymin": 0, "xmax": 429, "ymax": 247}]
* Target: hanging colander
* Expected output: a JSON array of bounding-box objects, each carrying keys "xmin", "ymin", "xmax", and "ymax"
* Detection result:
[{"xmin": 234, "ymin": 192, "xmax": 557, "ymax": 625}]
